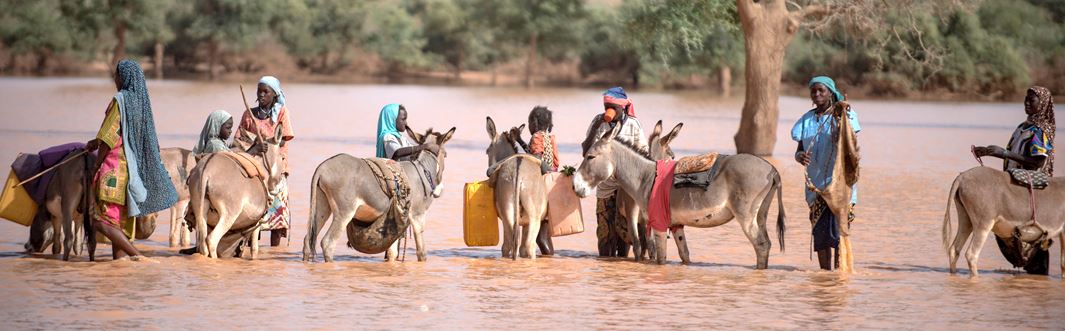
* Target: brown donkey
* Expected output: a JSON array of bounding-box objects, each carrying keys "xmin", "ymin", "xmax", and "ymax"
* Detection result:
[
  {"xmin": 189, "ymin": 126, "xmax": 285, "ymax": 259},
  {"xmin": 303, "ymin": 127, "xmax": 455, "ymax": 263}
]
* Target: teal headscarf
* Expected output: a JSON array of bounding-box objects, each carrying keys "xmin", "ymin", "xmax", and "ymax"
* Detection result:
[
  {"xmin": 808, "ymin": 76, "xmax": 844, "ymax": 103},
  {"xmin": 375, "ymin": 104, "xmax": 402, "ymax": 158}
]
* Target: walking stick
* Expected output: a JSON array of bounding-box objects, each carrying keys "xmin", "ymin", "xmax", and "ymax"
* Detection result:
[{"xmin": 11, "ymin": 149, "xmax": 90, "ymax": 188}]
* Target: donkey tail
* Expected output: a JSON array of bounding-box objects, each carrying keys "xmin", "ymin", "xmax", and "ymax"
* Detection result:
[
  {"xmin": 774, "ymin": 168, "xmax": 786, "ymax": 253},
  {"xmin": 192, "ymin": 155, "xmax": 212, "ymax": 256},
  {"xmin": 511, "ymin": 157, "xmax": 523, "ymax": 260},
  {"xmin": 942, "ymin": 175, "xmax": 962, "ymax": 254},
  {"xmin": 306, "ymin": 167, "xmax": 324, "ymax": 260}
]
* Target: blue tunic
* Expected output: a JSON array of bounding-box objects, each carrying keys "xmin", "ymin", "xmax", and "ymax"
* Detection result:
[{"xmin": 790, "ymin": 108, "xmax": 861, "ymax": 206}]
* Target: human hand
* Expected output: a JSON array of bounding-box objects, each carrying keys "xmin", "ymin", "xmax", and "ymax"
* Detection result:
[{"xmin": 796, "ymin": 151, "xmax": 811, "ymax": 166}]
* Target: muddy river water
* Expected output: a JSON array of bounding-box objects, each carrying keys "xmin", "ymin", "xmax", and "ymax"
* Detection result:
[{"xmin": 0, "ymin": 78, "xmax": 1061, "ymax": 329}]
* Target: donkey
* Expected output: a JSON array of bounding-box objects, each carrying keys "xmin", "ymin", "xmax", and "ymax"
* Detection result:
[
  {"xmin": 303, "ymin": 127, "xmax": 455, "ymax": 263},
  {"xmin": 943, "ymin": 166, "xmax": 1065, "ymax": 277},
  {"xmin": 189, "ymin": 126, "xmax": 285, "ymax": 259},
  {"xmin": 485, "ymin": 117, "xmax": 548, "ymax": 259},
  {"xmin": 134, "ymin": 147, "xmax": 196, "ymax": 247},
  {"xmin": 574, "ymin": 123, "xmax": 785, "ymax": 268},
  {"xmin": 35, "ymin": 149, "xmax": 94, "ymax": 260}
]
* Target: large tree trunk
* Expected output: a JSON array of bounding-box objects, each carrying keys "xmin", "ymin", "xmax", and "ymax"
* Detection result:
[
  {"xmin": 734, "ymin": 0, "xmax": 802, "ymax": 156},
  {"xmin": 111, "ymin": 21, "xmax": 127, "ymax": 68},
  {"xmin": 719, "ymin": 65, "xmax": 732, "ymax": 98},
  {"xmin": 153, "ymin": 42, "xmax": 164, "ymax": 79},
  {"xmin": 523, "ymin": 31, "xmax": 538, "ymax": 88}
]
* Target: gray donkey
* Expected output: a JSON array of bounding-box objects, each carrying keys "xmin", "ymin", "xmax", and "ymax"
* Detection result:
[
  {"xmin": 189, "ymin": 126, "xmax": 285, "ymax": 259},
  {"xmin": 303, "ymin": 127, "xmax": 455, "ymax": 263},
  {"xmin": 135, "ymin": 147, "xmax": 196, "ymax": 246},
  {"xmin": 943, "ymin": 166, "xmax": 1065, "ymax": 277},
  {"xmin": 485, "ymin": 117, "xmax": 548, "ymax": 259},
  {"xmin": 574, "ymin": 123, "xmax": 786, "ymax": 267}
]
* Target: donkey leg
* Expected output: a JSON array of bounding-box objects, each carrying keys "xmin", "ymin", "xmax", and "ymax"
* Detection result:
[
  {"xmin": 499, "ymin": 213, "xmax": 516, "ymax": 259},
  {"xmin": 652, "ymin": 229, "xmax": 668, "ymax": 264},
  {"xmin": 386, "ymin": 239, "xmax": 399, "ymax": 262},
  {"xmin": 169, "ymin": 206, "xmax": 180, "ymax": 247},
  {"xmin": 1059, "ymin": 232, "xmax": 1064, "ymax": 277},
  {"xmin": 249, "ymin": 227, "xmax": 260, "ymax": 260},
  {"xmin": 61, "ymin": 204, "xmax": 74, "ymax": 261},
  {"xmin": 672, "ymin": 227, "xmax": 691, "ymax": 265},
  {"xmin": 619, "ymin": 199, "xmax": 642, "ymax": 262},
  {"xmin": 179, "ymin": 201, "xmax": 192, "ymax": 247},
  {"xmin": 738, "ymin": 213, "xmax": 770, "ymax": 269},
  {"xmin": 412, "ymin": 215, "xmax": 428, "ymax": 262},
  {"xmin": 321, "ymin": 208, "xmax": 356, "ymax": 263},
  {"xmin": 524, "ymin": 217, "xmax": 541, "ymax": 260},
  {"xmin": 50, "ymin": 212, "xmax": 63, "ymax": 256},
  {"xmin": 206, "ymin": 208, "xmax": 235, "ymax": 259},
  {"xmin": 949, "ymin": 207, "xmax": 974, "ymax": 274},
  {"xmin": 965, "ymin": 222, "xmax": 994, "ymax": 277}
]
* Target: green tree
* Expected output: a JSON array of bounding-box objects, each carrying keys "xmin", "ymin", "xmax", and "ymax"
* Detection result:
[
  {"xmin": 474, "ymin": 0, "xmax": 585, "ymax": 87},
  {"xmin": 360, "ymin": 2, "xmax": 429, "ymax": 77},
  {"xmin": 409, "ymin": 0, "xmax": 494, "ymax": 80},
  {"xmin": 185, "ymin": 0, "xmax": 276, "ymax": 79},
  {"xmin": 0, "ymin": 0, "xmax": 76, "ymax": 73}
]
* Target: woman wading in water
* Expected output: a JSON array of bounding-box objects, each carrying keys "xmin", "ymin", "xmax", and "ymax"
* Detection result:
[
  {"xmin": 791, "ymin": 76, "xmax": 861, "ymax": 270},
  {"xmin": 973, "ymin": 86, "xmax": 1056, "ymax": 274},
  {"xmin": 85, "ymin": 59, "xmax": 178, "ymax": 260}
]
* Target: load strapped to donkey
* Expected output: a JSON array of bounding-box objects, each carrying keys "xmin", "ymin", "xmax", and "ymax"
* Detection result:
[{"xmin": 345, "ymin": 158, "xmax": 412, "ymax": 254}]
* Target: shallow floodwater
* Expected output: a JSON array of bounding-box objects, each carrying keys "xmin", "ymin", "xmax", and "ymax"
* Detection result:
[{"xmin": 0, "ymin": 78, "xmax": 1062, "ymax": 329}]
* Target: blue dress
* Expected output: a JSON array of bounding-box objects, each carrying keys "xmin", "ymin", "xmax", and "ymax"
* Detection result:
[{"xmin": 791, "ymin": 107, "xmax": 861, "ymax": 250}]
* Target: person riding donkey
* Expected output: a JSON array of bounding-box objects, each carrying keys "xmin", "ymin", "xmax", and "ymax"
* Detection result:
[
  {"xmin": 234, "ymin": 76, "xmax": 294, "ymax": 247},
  {"xmin": 972, "ymin": 86, "xmax": 1056, "ymax": 275},
  {"xmin": 510, "ymin": 106, "xmax": 562, "ymax": 255},
  {"xmin": 581, "ymin": 87, "xmax": 649, "ymax": 258}
]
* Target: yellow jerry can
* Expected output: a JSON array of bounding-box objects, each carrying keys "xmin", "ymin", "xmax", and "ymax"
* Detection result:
[
  {"xmin": 0, "ymin": 169, "xmax": 38, "ymax": 226},
  {"xmin": 463, "ymin": 180, "xmax": 499, "ymax": 247}
]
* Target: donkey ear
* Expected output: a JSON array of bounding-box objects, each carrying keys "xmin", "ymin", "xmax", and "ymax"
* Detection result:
[
  {"xmin": 407, "ymin": 126, "xmax": 425, "ymax": 144},
  {"xmin": 651, "ymin": 120, "xmax": 663, "ymax": 139},
  {"xmin": 439, "ymin": 127, "xmax": 456, "ymax": 145},
  {"xmin": 517, "ymin": 124, "xmax": 526, "ymax": 136},
  {"xmin": 273, "ymin": 123, "xmax": 284, "ymax": 144},
  {"xmin": 664, "ymin": 123, "xmax": 683, "ymax": 144},
  {"xmin": 486, "ymin": 117, "xmax": 497, "ymax": 140},
  {"xmin": 600, "ymin": 123, "xmax": 621, "ymax": 141}
]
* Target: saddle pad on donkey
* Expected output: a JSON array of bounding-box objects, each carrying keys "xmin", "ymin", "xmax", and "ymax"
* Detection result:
[
  {"xmin": 675, "ymin": 152, "xmax": 719, "ymax": 174},
  {"xmin": 217, "ymin": 152, "xmax": 266, "ymax": 179},
  {"xmin": 674, "ymin": 155, "xmax": 728, "ymax": 190},
  {"xmin": 648, "ymin": 159, "xmax": 677, "ymax": 233}
]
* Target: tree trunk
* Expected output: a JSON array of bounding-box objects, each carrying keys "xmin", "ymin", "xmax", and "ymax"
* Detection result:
[
  {"xmin": 734, "ymin": 0, "xmax": 801, "ymax": 156},
  {"xmin": 523, "ymin": 31, "xmax": 538, "ymax": 88},
  {"xmin": 491, "ymin": 64, "xmax": 498, "ymax": 86},
  {"xmin": 111, "ymin": 21, "xmax": 127, "ymax": 68},
  {"xmin": 153, "ymin": 42, "xmax": 164, "ymax": 79},
  {"xmin": 208, "ymin": 40, "xmax": 219, "ymax": 80},
  {"xmin": 719, "ymin": 65, "xmax": 732, "ymax": 98}
]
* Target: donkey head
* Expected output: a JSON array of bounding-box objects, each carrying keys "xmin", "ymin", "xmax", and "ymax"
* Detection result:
[
  {"xmin": 648, "ymin": 120, "xmax": 683, "ymax": 161},
  {"xmin": 573, "ymin": 124, "xmax": 622, "ymax": 198},
  {"xmin": 253, "ymin": 124, "xmax": 286, "ymax": 190},
  {"xmin": 407, "ymin": 125, "xmax": 456, "ymax": 198},
  {"xmin": 484, "ymin": 116, "xmax": 524, "ymax": 166}
]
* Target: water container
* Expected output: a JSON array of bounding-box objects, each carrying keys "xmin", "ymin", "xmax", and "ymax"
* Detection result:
[
  {"xmin": 463, "ymin": 180, "xmax": 499, "ymax": 246},
  {"xmin": 544, "ymin": 173, "xmax": 584, "ymax": 237},
  {"xmin": 0, "ymin": 169, "xmax": 38, "ymax": 226}
]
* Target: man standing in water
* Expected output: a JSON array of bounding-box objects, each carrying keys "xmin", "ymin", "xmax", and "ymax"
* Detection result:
[{"xmin": 582, "ymin": 87, "xmax": 648, "ymax": 257}]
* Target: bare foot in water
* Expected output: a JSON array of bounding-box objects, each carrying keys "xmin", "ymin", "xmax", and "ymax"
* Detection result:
[{"xmin": 129, "ymin": 255, "xmax": 159, "ymax": 263}]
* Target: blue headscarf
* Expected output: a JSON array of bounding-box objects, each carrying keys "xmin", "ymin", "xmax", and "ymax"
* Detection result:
[
  {"xmin": 258, "ymin": 76, "xmax": 286, "ymax": 122},
  {"xmin": 808, "ymin": 76, "xmax": 844, "ymax": 103},
  {"xmin": 115, "ymin": 59, "xmax": 178, "ymax": 217},
  {"xmin": 375, "ymin": 104, "xmax": 402, "ymax": 158}
]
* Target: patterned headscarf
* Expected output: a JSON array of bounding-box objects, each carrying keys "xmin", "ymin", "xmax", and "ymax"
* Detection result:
[
  {"xmin": 603, "ymin": 87, "xmax": 636, "ymax": 117},
  {"xmin": 1027, "ymin": 86, "xmax": 1055, "ymax": 174},
  {"xmin": 375, "ymin": 103, "xmax": 402, "ymax": 158},
  {"xmin": 115, "ymin": 59, "xmax": 178, "ymax": 217},
  {"xmin": 258, "ymin": 76, "xmax": 286, "ymax": 123},
  {"xmin": 808, "ymin": 76, "xmax": 844, "ymax": 103}
]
